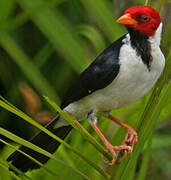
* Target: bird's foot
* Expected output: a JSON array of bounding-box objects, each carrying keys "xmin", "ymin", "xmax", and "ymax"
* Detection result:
[
  {"xmin": 121, "ymin": 127, "xmax": 138, "ymax": 156},
  {"xmin": 101, "ymin": 142, "xmax": 132, "ymax": 165},
  {"xmin": 123, "ymin": 127, "xmax": 138, "ymax": 147},
  {"xmin": 91, "ymin": 121, "xmax": 137, "ymax": 165},
  {"xmin": 106, "ymin": 114, "xmax": 138, "ymax": 156}
]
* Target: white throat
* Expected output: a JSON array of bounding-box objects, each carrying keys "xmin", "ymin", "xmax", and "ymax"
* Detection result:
[{"xmin": 149, "ymin": 23, "xmax": 162, "ymax": 46}]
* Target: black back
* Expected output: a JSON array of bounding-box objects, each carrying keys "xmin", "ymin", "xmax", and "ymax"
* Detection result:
[{"xmin": 61, "ymin": 35, "xmax": 126, "ymax": 108}]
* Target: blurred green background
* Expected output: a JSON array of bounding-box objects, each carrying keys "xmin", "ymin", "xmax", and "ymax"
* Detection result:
[{"xmin": 0, "ymin": 0, "xmax": 170, "ymax": 179}]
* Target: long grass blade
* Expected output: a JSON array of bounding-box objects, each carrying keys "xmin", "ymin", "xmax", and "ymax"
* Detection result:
[
  {"xmin": 117, "ymin": 51, "xmax": 171, "ymax": 179},
  {"xmin": 137, "ymin": 138, "xmax": 152, "ymax": 180},
  {"xmin": 44, "ymin": 96, "xmax": 113, "ymax": 162},
  {"xmin": 18, "ymin": 0, "xmax": 88, "ymax": 73},
  {"xmin": 0, "ymin": 158, "xmax": 27, "ymax": 180},
  {"xmin": 33, "ymin": 43, "xmax": 54, "ymax": 68},
  {"xmin": 1, "ymin": 0, "xmax": 67, "ymax": 31},
  {"xmin": 80, "ymin": 0, "xmax": 124, "ymax": 41},
  {"xmin": 0, "ymin": 129, "xmax": 90, "ymax": 180},
  {"xmin": 0, "ymin": 138, "xmax": 64, "ymax": 180},
  {"xmin": 77, "ymin": 24, "xmax": 106, "ymax": 54},
  {"xmin": 0, "ymin": 32, "xmax": 60, "ymax": 103},
  {"xmin": 0, "ymin": 98, "xmax": 109, "ymax": 179}
]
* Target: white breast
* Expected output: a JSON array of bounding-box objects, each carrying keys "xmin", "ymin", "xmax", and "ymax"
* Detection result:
[
  {"xmin": 101, "ymin": 37, "xmax": 164, "ymax": 109},
  {"xmin": 62, "ymin": 23, "xmax": 165, "ymax": 123}
]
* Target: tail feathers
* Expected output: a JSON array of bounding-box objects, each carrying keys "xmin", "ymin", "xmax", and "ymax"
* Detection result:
[{"xmin": 7, "ymin": 115, "xmax": 72, "ymax": 172}]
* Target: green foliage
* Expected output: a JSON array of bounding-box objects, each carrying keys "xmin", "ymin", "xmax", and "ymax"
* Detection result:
[{"xmin": 0, "ymin": 0, "xmax": 170, "ymax": 180}]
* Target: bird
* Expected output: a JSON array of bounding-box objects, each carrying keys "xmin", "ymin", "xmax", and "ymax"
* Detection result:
[{"xmin": 7, "ymin": 6, "xmax": 165, "ymax": 172}]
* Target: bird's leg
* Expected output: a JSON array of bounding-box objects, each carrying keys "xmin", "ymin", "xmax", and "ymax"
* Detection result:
[
  {"xmin": 105, "ymin": 114, "xmax": 138, "ymax": 155},
  {"xmin": 88, "ymin": 111, "xmax": 132, "ymax": 165}
]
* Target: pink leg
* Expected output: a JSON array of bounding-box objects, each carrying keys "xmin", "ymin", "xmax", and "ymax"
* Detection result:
[
  {"xmin": 92, "ymin": 124, "xmax": 132, "ymax": 165},
  {"xmin": 106, "ymin": 114, "xmax": 138, "ymax": 153}
]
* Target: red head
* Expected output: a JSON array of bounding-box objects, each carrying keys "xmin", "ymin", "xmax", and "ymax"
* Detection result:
[{"xmin": 117, "ymin": 6, "xmax": 161, "ymax": 37}]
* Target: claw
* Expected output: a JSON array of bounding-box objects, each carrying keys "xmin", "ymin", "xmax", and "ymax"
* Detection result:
[
  {"xmin": 101, "ymin": 147, "xmax": 117, "ymax": 165},
  {"xmin": 101, "ymin": 143, "xmax": 133, "ymax": 165},
  {"xmin": 91, "ymin": 120, "xmax": 138, "ymax": 166},
  {"xmin": 122, "ymin": 128, "xmax": 138, "ymax": 148}
]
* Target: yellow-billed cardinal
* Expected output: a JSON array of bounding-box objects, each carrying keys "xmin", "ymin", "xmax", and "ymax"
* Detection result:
[{"xmin": 7, "ymin": 6, "xmax": 165, "ymax": 171}]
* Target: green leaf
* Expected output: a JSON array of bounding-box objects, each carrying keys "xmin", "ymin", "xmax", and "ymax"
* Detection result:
[
  {"xmin": 80, "ymin": 0, "xmax": 124, "ymax": 41},
  {"xmin": 0, "ymin": 157, "xmax": 28, "ymax": 180},
  {"xmin": 18, "ymin": 0, "xmax": 88, "ymax": 73},
  {"xmin": 1, "ymin": 0, "xmax": 67, "ymax": 31},
  {"xmin": 0, "ymin": 97, "xmax": 107, "ymax": 179},
  {"xmin": 114, "ymin": 51, "xmax": 171, "ymax": 180},
  {"xmin": 77, "ymin": 24, "xmax": 106, "ymax": 54},
  {"xmin": 44, "ymin": 96, "xmax": 111, "ymax": 179},
  {"xmin": 137, "ymin": 138, "xmax": 152, "ymax": 180},
  {"xmin": 0, "ymin": 33, "xmax": 60, "ymax": 103},
  {"xmin": 0, "ymin": 0, "xmax": 15, "ymax": 23},
  {"xmin": 0, "ymin": 138, "xmax": 63, "ymax": 180}
]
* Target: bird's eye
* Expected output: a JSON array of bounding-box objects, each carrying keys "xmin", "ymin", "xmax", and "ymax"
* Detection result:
[{"xmin": 141, "ymin": 15, "xmax": 150, "ymax": 22}]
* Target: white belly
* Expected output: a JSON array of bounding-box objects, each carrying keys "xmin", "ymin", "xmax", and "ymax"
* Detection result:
[
  {"xmin": 63, "ymin": 41, "xmax": 165, "ymax": 122},
  {"xmin": 54, "ymin": 23, "xmax": 165, "ymax": 128},
  {"xmin": 97, "ymin": 42, "xmax": 165, "ymax": 109}
]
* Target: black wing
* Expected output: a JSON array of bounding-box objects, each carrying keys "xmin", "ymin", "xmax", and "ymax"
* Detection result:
[{"xmin": 61, "ymin": 35, "xmax": 126, "ymax": 109}]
